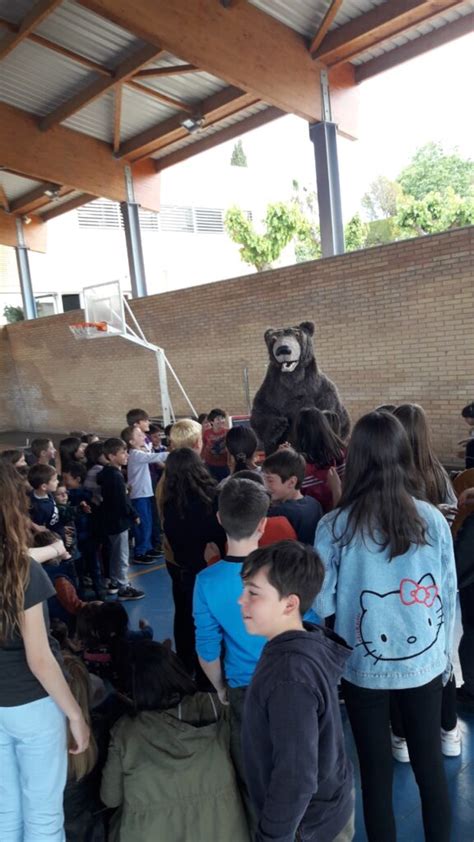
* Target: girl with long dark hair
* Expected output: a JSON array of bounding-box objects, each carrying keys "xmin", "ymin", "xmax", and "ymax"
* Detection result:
[
  {"xmin": 295, "ymin": 407, "xmax": 345, "ymax": 512},
  {"xmin": 226, "ymin": 426, "xmax": 259, "ymax": 475},
  {"xmin": 315, "ymin": 411, "xmax": 456, "ymax": 842},
  {"xmin": 161, "ymin": 449, "xmax": 226, "ymax": 677},
  {"xmin": 0, "ymin": 462, "xmax": 89, "ymax": 840}
]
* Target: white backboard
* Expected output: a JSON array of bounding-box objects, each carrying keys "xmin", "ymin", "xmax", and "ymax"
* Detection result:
[{"xmin": 83, "ymin": 281, "xmax": 125, "ymax": 335}]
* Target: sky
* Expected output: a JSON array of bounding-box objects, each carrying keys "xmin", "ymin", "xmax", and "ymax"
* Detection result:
[{"xmin": 159, "ymin": 32, "xmax": 474, "ymax": 222}]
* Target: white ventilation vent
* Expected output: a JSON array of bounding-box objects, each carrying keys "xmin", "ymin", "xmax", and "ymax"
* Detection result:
[{"xmin": 77, "ymin": 199, "xmax": 251, "ymax": 234}]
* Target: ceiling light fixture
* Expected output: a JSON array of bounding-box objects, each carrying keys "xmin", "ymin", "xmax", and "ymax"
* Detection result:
[{"xmin": 180, "ymin": 115, "xmax": 204, "ymax": 134}]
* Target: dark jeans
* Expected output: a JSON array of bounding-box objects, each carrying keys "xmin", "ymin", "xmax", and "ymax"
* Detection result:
[
  {"xmin": 459, "ymin": 582, "xmax": 474, "ymax": 694},
  {"xmin": 342, "ymin": 676, "xmax": 451, "ymax": 842},
  {"xmin": 391, "ymin": 673, "xmax": 457, "ymax": 734},
  {"xmin": 228, "ymin": 686, "xmax": 257, "ymax": 837},
  {"xmin": 165, "ymin": 562, "xmax": 208, "ymax": 687}
]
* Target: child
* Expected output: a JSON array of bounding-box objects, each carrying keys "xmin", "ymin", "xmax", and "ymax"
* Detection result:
[
  {"xmin": 455, "ymin": 488, "xmax": 474, "ymax": 709},
  {"xmin": 314, "ymin": 411, "xmax": 456, "ymax": 842},
  {"xmin": 84, "ymin": 440, "xmax": 107, "ymax": 504},
  {"xmin": 240, "ymin": 541, "xmax": 354, "ymax": 842},
  {"xmin": 226, "ymin": 426, "xmax": 259, "ymax": 474},
  {"xmin": 202, "ymin": 407, "xmax": 229, "ymax": 481},
  {"xmin": 97, "ymin": 438, "xmax": 144, "ymax": 601},
  {"xmin": 295, "ymin": 407, "xmax": 345, "ymax": 513},
  {"xmin": 60, "ymin": 436, "xmax": 87, "ymax": 471},
  {"xmin": 122, "ymin": 425, "xmax": 167, "ymax": 563},
  {"xmin": 101, "ymin": 641, "xmax": 249, "ymax": 842},
  {"xmin": 169, "ymin": 418, "xmax": 203, "ymax": 453},
  {"xmin": 262, "ymin": 449, "xmax": 323, "ymax": 544},
  {"xmin": 149, "ymin": 423, "xmax": 166, "ymax": 452},
  {"xmin": 460, "ymin": 401, "xmax": 474, "ymax": 468},
  {"xmin": 28, "ymin": 437, "xmax": 56, "ymax": 466},
  {"xmin": 33, "ymin": 529, "xmax": 87, "ymax": 631},
  {"xmin": 0, "ymin": 448, "xmax": 27, "ymax": 469},
  {"xmin": 28, "ymin": 463, "xmax": 63, "ymax": 537}
]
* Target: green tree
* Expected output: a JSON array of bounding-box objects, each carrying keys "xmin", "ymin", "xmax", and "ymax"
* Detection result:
[
  {"xmin": 291, "ymin": 180, "xmax": 321, "ymax": 262},
  {"xmin": 3, "ymin": 305, "xmax": 24, "ymax": 323},
  {"xmin": 396, "ymin": 186, "xmax": 474, "ymax": 237},
  {"xmin": 361, "ymin": 175, "xmax": 403, "ymax": 221},
  {"xmin": 225, "ymin": 202, "xmax": 310, "ymax": 271},
  {"xmin": 344, "ymin": 213, "xmax": 368, "ymax": 252},
  {"xmin": 397, "ymin": 142, "xmax": 474, "ymax": 201},
  {"xmin": 230, "ymin": 139, "xmax": 248, "ymax": 167}
]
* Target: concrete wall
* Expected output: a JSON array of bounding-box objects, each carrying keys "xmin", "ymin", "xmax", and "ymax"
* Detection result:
[{"xmin": 2, "ymin": 225, "xmax": 473, "ymax": 461}]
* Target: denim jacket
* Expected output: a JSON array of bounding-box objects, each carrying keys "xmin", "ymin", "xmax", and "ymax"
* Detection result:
[{"xmin": 314, "ymin": 499, "xmax": 457, "ymax": 690}]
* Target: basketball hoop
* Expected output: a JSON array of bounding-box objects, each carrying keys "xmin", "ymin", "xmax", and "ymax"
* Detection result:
[{"xmin": 69, "ymin": 321, "xmax": 109, "ymax": 339}]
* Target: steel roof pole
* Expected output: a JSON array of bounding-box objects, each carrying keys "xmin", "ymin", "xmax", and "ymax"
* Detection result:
[
  {"xmin": 15, "ymin": 218, "xmax": 37, "ymax": 320},
  {"xmin": 309, "ymin": 70, "xmax": 345, "ymax": 258},
  {"xmin": 120, "ymin": 165, "xmax": 148, "ymax": 298}
]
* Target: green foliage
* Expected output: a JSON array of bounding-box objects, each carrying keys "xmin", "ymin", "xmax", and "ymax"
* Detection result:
[
  {"xmin": 361, "ymin": 175, "xmax": 403, "ymax": 221},
  {"xmin": 396, "ymin": 186, "xmax": 474, "ymax": 236},
  {"xmin": 344, "ymin": 213, "xmax": 369, "ymax": 252},
  {"xmin": 365, "ymin": 217, "xmax": 404, "ymax": 247},
  {"xmin": 3, "ymin": 305, "xmax": 24, "ymax": 323},
  {"xmin": 397, "ymin": 142, "xmax": 474, "ymax": 201},
  {"xmin": 230, "ymin": 139, "xmax": 248, "ymax": 167},
  {"xmin": 291, "ymin": 180, "xmax": 321, "ymax": 262}
]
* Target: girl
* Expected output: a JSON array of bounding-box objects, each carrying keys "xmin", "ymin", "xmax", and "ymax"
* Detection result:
[
  {"xmin": 162, "ymin": 448, "xmax": 226, "ymax": 677},
  {"xmin": 84, "ymin": 440, "xmax": 106, "ymax": 504},
  {"xmin": 0, "ymin": 462, "xmax": 89, "ymax": 840},
  {"xmin": 295, "ymin": 407, "xmax": 345, "ymax": 512},
  {"xmin": 315, "ymin": 411, "xmax": 456, "ymax": 842},
  {"xmin": 391, "ymin": 402, "xmax": 460, "ymax": 759},
  {"xmin": 101, "ymin": 641, "xmax": 249, "ymax": 842},
  {"xmin": 226, "ymin": 426, "xmax": 259, "ymax": 474},
  {"xmin": 60, "ymin": 436, "xmax": 87, "ymax": 471},
  {"xmin": 0, "ymin": 448, "xmax": 27, "ymax": 469}
]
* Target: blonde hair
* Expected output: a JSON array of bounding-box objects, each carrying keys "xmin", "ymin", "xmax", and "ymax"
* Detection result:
[
  {"xmin": 63, "ymin": 653, "xmax": 98, "ymax": 781},
  {"xmin": 169, "ymin": 418, "xmax": 202, "ymax": 450}
]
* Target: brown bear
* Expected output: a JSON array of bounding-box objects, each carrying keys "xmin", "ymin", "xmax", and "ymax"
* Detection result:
[{"xmin": 250, "ymin": 321, "xmax": 350, "ymax": 454}]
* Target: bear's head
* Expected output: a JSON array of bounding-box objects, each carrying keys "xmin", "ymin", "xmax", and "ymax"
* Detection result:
[{"xmin": 264, "ymin": 321, "xmax": 315, "ymax": 374}]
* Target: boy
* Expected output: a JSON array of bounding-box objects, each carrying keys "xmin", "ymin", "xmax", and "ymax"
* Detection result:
[
  {"xmin": 169, "ymin": 418, "xmax": 203, "ymax": 453},
  {"xmin": 193, "ymin": 477, "xmax": 270, "ymax": 827},
  {"xmin": 97, "ymin": 438, "xmax": 144, "ymax": 601},
  {"xmin": 28, "ymin": 437, "xmax": 56, "ymax": 467},
  {"xmin": 121, "ymin": 426, "xmax": 168, "ymax": 563},
  {"xmin": 28, "ymin": 463, "xmax": 62, "ymax": 537},
  {"xmin": 202, "ymin": 407, "xmax": 229, "ymax": 481},
  {"xmin": 263, "ymin": 449, "xmax": 322, "ymax": 544},
  {"xmin": 126, "ymin": 408, "xmax": 151, "ymax": 447},
  {"xmin": 460, "ymin": 402, "xmax": 474, "ymax": 468},
  {"xmin": 240, "ymin": 541, "xmax": 354, "ymax": 842}
]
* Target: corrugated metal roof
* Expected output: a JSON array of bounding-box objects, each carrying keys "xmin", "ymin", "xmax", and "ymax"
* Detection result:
[
  {"xmin": 152, "ymin": 101, "xmax": 272, "ymax": 161},
  {"xmin": 249, "ymin": 0, "xmax": 329, "ymax": 38},
  {"xmin": 0, "ymin": 0, "xmax": 36, "ymax": 26},
  {"xmin": 0, "ymin": 39, "xmax": 93, "ymax": 116},
  {"xmin": 135, "ymin": 66, "xmax": 226, "ymax": 106},
  {"xmin": 0, "ymin": 172, "xmax": 43, "ymax": 203},
  {"xmin": 35, "ymin": 0, "xmax": 146, "ymax": 67}
]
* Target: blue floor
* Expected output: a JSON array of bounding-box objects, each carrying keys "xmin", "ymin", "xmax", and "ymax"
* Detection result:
[{"xmin": 126, "ymin": 561, "xmax": 474, "ymax": 842}]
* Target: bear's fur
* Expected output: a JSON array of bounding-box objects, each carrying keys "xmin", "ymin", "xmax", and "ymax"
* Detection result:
[{"xmin": 250, "ymin": 321, "xmax": 350, "ymax": 454}]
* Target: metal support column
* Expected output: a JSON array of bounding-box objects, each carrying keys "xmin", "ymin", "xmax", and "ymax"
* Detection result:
[
  {"xmin": 309, "ymin": 69, "xmax": 345, "ymax": 258},
  {"xmin": 120, "ymin": 165, "xmax": 148, "ymax": 298},
  {"xmin": 15, "ymin": 219, "xmax": 37, "ymax": 320}
]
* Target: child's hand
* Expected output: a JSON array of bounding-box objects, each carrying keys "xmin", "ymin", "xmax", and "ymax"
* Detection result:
[
  {"xmin": 79, "ymin": 501, "xmax": 92, "ymax": 514},
  {"xmin": 217, "ymin": 687, "xmax": 229, "ymax": 706},
  {"xmin": 134, "ymin": 516, "xmax": 141, "ymax": 525},
  {"xmin": 31, "ymin": 523, "xmax": 47, "ymax": 534},
  {"xmin": 139, "ymin": 619, "xmax": 149, "ymax": 629},
  {"xmin": 204, "ymin": 541, "xmax": 220, "ymax": 563},
  {"xmin": 277, "ymin": 441, "xmax": 292, "ymax": 451},
  {"xmin": 438, "ymin": 503, "xmax": 458, "ymax": 520},
  {"xmin": 68, "ymin": 715, "xmax": 90, "ymax": 755}
]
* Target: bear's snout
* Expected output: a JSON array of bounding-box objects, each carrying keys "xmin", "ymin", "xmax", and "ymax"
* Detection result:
[{"xmin": 275, "ymin": 345, "xmax": 293, "ymax": 357}]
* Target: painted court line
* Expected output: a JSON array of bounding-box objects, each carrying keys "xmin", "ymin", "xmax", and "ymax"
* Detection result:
[{"xmin": 129, "ymin": 562, "xmax": 165, "ymax": 579}]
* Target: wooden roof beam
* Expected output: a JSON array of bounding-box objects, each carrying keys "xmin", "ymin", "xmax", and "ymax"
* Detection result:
[
  {"xmin": 135, "ymin": 64, "xmax": 197, "ymax": 78},
  {"xmin": 0, "ymin": 0, "xmax": 63, "ymax": 61},
  {"xmin": 0, "ymin": 102, "xmax": 161, "ymax": 211},
  {"xmin": 77, "ymin": 0, "xmax": 326, "ymax": 124},
  {"xmin": 39, "ymin": 44, "xmax": 165, "ymax": 131},
  {"xmin": 355, "ymin": 13, "xmax": 474, "ymax": 82},
  {"xmin": 0, "ymin": 209, "xmax": 47, "ymax": 253},
  {"xmin": 155, "ymin": 106, "xmax": 284, "ymax": 171},
  {"xmin": 40, "ymin": 193, "xmax": 96, "ymax": 222},
  {"xmin": 312, "ymin": 0, "xmax": 469, "ymax": 65},
  {"xmin": 309, "ymin": 0, "xmax": 345, "ymax": 55},
  {"xmin": 118, "ymin": 86, "xmax": 259, "ymax": 160},
  {"xmin": 10, "ymin": 182, "xmax": 62, "ymax": 214}
]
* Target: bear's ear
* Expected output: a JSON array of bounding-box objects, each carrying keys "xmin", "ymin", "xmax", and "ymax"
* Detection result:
[
  {"xmin": 264, "ymin": 328, "xmax": 276, "ymax": 348},
  {"xmin": 298, "ymin": 321, "xmax": 315, "ymax": 336}
]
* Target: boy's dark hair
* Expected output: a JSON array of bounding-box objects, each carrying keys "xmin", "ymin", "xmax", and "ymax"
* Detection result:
[
  {"xmin": 62, "ymin": 461, "xmax": 87, "ymax": 482},
  {"xmin": 242, "ymin": 540, "xmax": 324, "ymax": 615},
  {"xmin": 375, "ymin": 404, "xmax": 397, "ymax": 414},
  {"xmin": 31, "ymin": 438, "xmax": 52, "ymax": 458},
  {"xmin": 233, "ymin": 469, "xmax": 265, "ymax": 485},
  {"xmin": 85, "ymin": 440, "xmax": 104, "ymax": 468},
  {"xmin": 128, "ymin": 640, "xmax": 196, "ymax": 712},
  {"xmin": 218, "ymin": 478, "xmax": 269, "ymax": 540},
  {"xmin": 149, "ymin": 423, "xmax": 163, "ymax": 435},
  {"xmin": 462, "ymin": 402, "xmax": 474, "ymax": 419},
  {"xmin": 208, "ymin": 408, "xmax": 226, "ymax": 423},
  {"xmin": 197, "ymin": 413, "xmax": 208, "ymax": 425},
  {"xmin": 103, "ymin": 437, "xmax": 126, "ymax": 458},
  {"xmin": 262, "ymin": 449, "xmax": 306, "ymax": 489},
  {"xmin": 28, "ymin": 463, "xmax": 56, "ymax": 489},
  {"xmin": 126, "ymin": 408, "xmax": 149, "ymax": 426}
]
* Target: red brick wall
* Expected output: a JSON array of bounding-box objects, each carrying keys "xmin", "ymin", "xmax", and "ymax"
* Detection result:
[
  {"xmin": 2, "ymin": 226, "xmax": 473, "ymax": 461},
  {"xmin": 0, "ymin": 328, "xmax": 17, "ymax": 430}
]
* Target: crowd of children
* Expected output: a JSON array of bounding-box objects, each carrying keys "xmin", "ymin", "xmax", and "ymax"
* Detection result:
[{"xmin": 0, "ymin": 399, "xmax": 473, "ymax": 842}]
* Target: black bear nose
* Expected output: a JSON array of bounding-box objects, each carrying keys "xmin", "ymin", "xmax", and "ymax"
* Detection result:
[
  {"xmin": 276, "ymin": 345, "xmax": 292, "ymax": 356},
  {"xmin": 407, "ymin": 636, "xmax": 417, "ymax": 644}
]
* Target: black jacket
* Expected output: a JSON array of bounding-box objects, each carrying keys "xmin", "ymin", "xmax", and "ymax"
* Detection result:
[
  {"xmin": 242, "ymin": 624, "xmax": 353, "ymax": 842},
  {"xmin": 97, "ymin": 466, "xmax": 136, "ymax": 535}
]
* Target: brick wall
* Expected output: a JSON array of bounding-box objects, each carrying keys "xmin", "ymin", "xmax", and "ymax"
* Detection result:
[
  {"xmin": 0, "ymin": 328, "xmax": 19, "ymax": 430},
  {"xmin": 2, "ymin": 226, "xmax": 473, "ymax": 461}
]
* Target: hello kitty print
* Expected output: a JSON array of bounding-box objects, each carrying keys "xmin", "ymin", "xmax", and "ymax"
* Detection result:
[{"xmin": 356, "ymin": 574, "xmax": 444, "ymax": 664}]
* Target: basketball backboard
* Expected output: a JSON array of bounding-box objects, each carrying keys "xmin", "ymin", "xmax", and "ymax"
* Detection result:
[{"xmin": 83, "ymin": 281, "xmax": 125, "ymax": 335}]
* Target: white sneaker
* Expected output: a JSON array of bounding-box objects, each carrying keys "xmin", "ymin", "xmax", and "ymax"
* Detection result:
[
  {"xmin": 391, "ymin": 732, "xmax": 410, "ymax": 763},
  {"xmin": 441, "ymin": 725, "xmax": 461, "ymax": 757}
]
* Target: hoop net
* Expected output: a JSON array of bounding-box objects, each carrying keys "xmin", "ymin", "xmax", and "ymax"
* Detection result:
[{"xmin": 69, "ymin": 321, "xmax": 109, "ymax": 339}]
